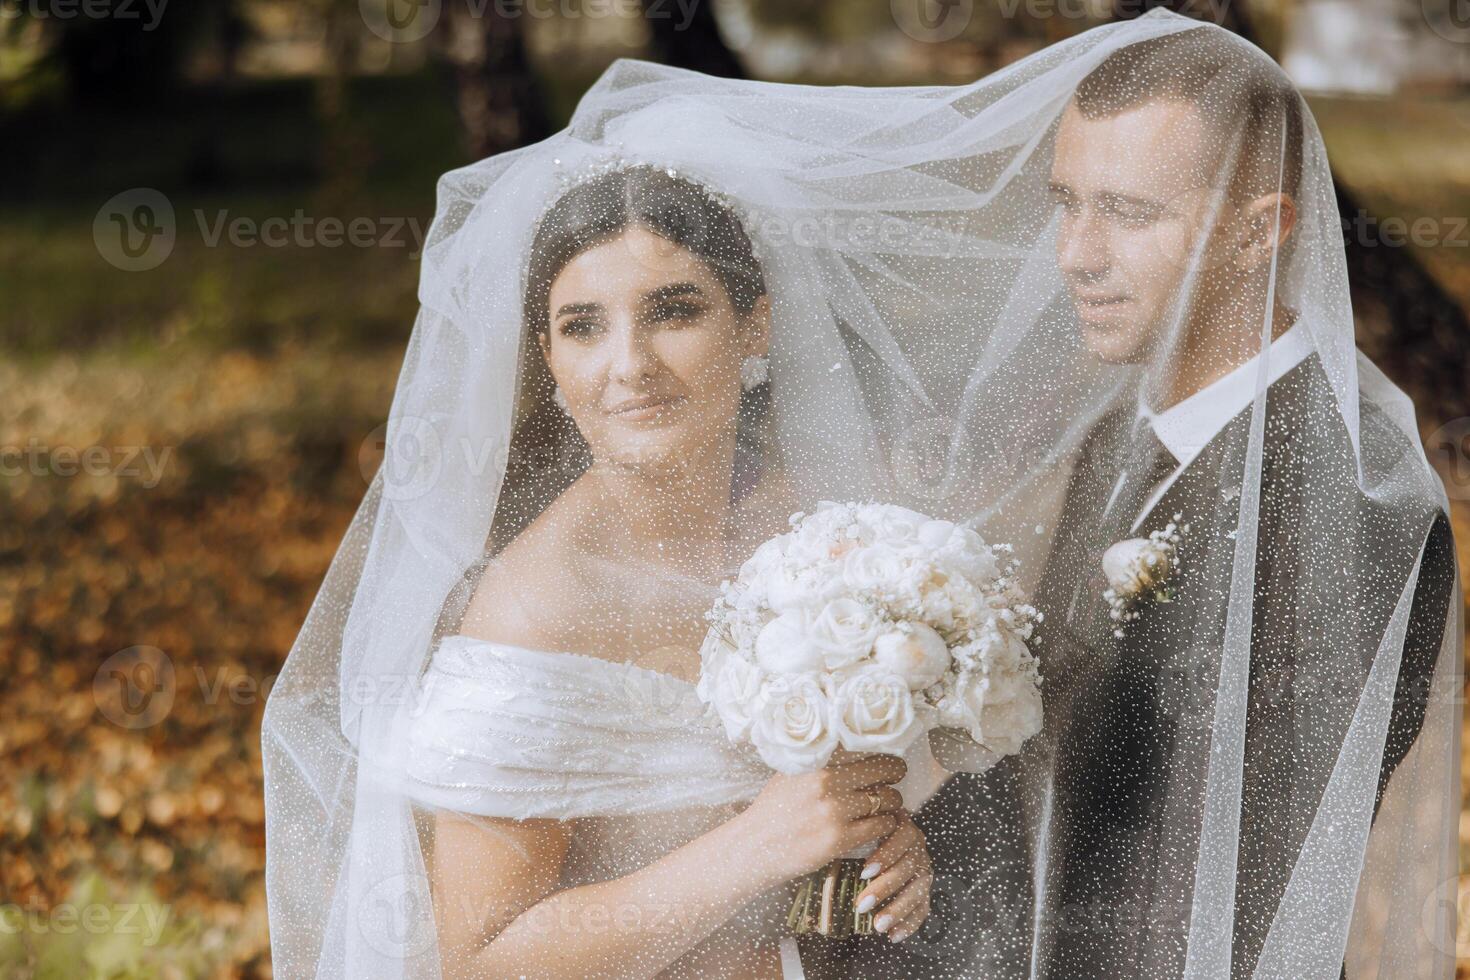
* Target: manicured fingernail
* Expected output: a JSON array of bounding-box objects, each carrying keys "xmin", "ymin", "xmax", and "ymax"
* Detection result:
[
  {"xmin": 888, "ymin": 927, "xmax": 908, "ymax": 943},
  {"xmin": 874, "ymin": 914, "xmax": 894, "ymax": 933},
  {"xmin": 859, "ymin": 862, "xmax": 880, "ymax": 880},
  {"xmin": 855, "ymin": 894, "xmax": 876, "ymax": 915}
]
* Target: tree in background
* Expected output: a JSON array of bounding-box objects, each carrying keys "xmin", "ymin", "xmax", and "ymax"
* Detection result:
[
  {"xmin": 640, "ymin": 0, "xmax": 745, "ymax": 77},
  {"xmin": 438, "ymin": 4, "xmax": 551, "ymax": 159}
]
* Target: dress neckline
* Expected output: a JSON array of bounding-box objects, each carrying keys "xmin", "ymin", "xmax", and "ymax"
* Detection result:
[{"xmin": 439, "ymin": 633, "xmax": 700, "ymax": 689}]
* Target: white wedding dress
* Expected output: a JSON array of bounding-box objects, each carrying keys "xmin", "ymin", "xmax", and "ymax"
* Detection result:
[{"xmin": 403, "ymin": 634, "xmax": 948, "ymax": 979}]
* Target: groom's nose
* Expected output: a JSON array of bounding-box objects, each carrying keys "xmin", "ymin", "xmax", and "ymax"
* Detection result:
[{"xmin": 1057, "ymin": 211, "xmax": 1111, "ymax": 282}]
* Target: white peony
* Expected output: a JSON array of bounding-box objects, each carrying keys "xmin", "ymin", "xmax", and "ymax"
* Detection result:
[
  {"xmin": 754, "ymin": 609, "xmax": 828, "ymax": 675},
  {"xmin": 830, "ymin": 668, "xmax": 922, "ymax": 751},
  {"xmin": 976, "ymin": 691, "xmax": 1043, "ymax": 756},
  {"xmin": 943, "ymin": 664, "xmax": 1043, "ymax": 755},
  {"xmin": 762, "ymin": 565, "xmax": 811, "ymax": 615},
  {"xmin": 749, "ymin": 674, "xmax": 838, "ymax": 773},
  {"xmin": 871, "ymin": 623, "xmax": 950, "ymax": 690},
  {"xmin": 915, "ymin": 518, "xmax": 957, "ymax": 550}
]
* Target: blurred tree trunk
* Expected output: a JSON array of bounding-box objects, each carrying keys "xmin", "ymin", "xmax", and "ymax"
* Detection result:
[
  {"xmin": 1110, "ymin": 0, "xmax": 1470, "ymax": 425},
  {"xmin": 314, "ymin": 3, "xmax": 369, "ymax": 207},
  {"xmin": 639, "ymin": 0, "xmax": 746, "ymax": 77},
  {"xmin": 441, "ymin": 8, "xmax": 551, "ymax": 158}
]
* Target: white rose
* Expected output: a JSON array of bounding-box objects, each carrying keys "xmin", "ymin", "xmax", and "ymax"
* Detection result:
[
  {"xmin": 701, "ymin": 654, "xmax": 764, "ymax": 742},
  {"xmin": 1101, "ymin": 537, "xmax": 1173, "ymax": 599},
  {"xmin": 830, "ymin": 668, "xmax": 922, "ymax": 752},
  {"xmin": 810, "ymin": 597, "xmax": 883, "ymax": 670},
  {"xmin": 750, "ymin": 674, "xmax": 838, "ymax": 773},
  {"xmin": 840, "ymin": 544, "xmax": 910, "ymax": 594},
  {"xmin": 862, "ymin": 503, "xmax": 928, "ymax": 534},
  {"xmin": 871, "ymin": 622, "xmax": 951, "ymax": 690},
  {"xmin": 754, "ymin": 609, "xmax": 828, "ymax": 674}
]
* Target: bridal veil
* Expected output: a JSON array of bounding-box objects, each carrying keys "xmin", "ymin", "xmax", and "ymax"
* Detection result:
[{"xmin": 263, "ymin": 11, "xmax": 1461, "ymax": 978}]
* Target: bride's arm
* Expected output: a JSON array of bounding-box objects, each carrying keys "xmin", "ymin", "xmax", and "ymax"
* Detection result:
[{"xmin": 432, "ymin": 755, "xmax": 912, "ymax": 979}]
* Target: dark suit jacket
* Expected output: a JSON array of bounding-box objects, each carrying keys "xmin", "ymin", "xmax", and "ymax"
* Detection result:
[{"xmin": 827, "ymin": 355, "xmax": 1455, "ymax": 980}]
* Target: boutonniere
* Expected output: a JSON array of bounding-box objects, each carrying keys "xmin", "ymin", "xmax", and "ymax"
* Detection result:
[{"xmin": 1101, "ymin": 513, "xmax": 1189, "ymax": 638}]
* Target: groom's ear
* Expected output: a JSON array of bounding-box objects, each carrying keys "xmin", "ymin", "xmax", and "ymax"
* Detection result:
[
  {"xmin": 1232, "ymin": 192, "xmax": 1297, "ymax": 272},
  {"xmin": 745, "ymin": 294, "xmax": 772, "ymax": 358}
]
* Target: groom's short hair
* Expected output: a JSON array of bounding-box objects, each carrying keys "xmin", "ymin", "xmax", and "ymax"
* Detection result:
[{"xmin": 1073, "ymin": 28, "xmax": 1304, "ymax": 204}]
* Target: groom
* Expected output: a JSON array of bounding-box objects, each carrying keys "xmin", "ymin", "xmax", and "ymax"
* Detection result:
[{"xmin": 845, "ymin": 28, "xmax": 1456, "ymax": 980}]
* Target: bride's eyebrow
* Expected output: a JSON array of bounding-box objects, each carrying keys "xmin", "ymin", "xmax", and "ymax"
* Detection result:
[
  {"xmin": 554, "ymin": 301, "xmax": 602, "ymax": 320},
  {"xmin": 642, "ymin": 282, "xmax": 705, "ymax": 304}
]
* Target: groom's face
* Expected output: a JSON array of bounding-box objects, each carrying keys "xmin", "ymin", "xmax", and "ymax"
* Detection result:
[{"xmin": 1049, "ymin": 99, "xmax": 1224, "ymax": 365}]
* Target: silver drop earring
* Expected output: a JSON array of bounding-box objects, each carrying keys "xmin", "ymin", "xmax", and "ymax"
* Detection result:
[
  {"xmin": 552, "ymin": 386, "xmax": 570, "ymax": 412},
  {"xmin": 740, "ymin": 355, "xmax": 769, "ymax": 391}
]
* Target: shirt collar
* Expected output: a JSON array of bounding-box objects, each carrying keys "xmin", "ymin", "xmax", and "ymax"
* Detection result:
[{"xmin": 1137, "ymin": 318, "xmax": 1315, "ymax": 467}]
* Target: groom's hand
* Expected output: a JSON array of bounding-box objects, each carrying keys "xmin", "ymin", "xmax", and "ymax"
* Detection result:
[{"xmin": 853, "ymin": 810, "xmax": 932, "ymax": 943}]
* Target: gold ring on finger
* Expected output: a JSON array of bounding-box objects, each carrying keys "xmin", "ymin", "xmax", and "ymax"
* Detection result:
[{"xmin": 866, "ymin": 790, "xmax": 884, "ymax": 818}]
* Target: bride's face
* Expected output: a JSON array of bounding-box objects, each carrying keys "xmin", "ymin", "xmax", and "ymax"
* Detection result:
[{"xmin": 539, "ymin": 225, "xmax": 769, "ymax": 472}]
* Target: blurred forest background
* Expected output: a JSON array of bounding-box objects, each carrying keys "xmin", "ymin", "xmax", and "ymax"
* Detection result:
[{"xmin": 2, "ymin": 0, "xmax": 1469, "ymax": 975}]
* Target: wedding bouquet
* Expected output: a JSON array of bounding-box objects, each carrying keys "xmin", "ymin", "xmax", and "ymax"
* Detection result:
[{"xmin": 695, "ymin": 501, "xmax": 1044, "ymax": 937}]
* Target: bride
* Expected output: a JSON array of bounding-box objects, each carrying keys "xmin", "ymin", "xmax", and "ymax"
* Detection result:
[
  {"xmin": 258, "ymin": 79, "xmax": 981, "ymax": 975},
  {"xmin": 421, "ymin": 165, "xmax": 938, "ymax": 978}
]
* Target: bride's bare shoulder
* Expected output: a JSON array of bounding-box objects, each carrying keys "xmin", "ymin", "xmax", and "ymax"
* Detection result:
[{"xmin": 456, "ymin": 487, "xmax": 596, "ymax": 650}]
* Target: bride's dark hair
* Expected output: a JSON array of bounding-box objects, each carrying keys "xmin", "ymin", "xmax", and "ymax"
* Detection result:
[
  {"xmin": 524, "ymin": 165, "xmax": 767, "ymax": 332},
  {"xmin": 486, "ymin": 165, "xmax": 773, "ymax": 553}
]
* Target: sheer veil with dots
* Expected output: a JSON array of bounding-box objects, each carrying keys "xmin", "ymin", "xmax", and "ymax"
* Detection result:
[{"xmin": 262, "ymin": 12, "xmax": 1460, "ymax": 979}]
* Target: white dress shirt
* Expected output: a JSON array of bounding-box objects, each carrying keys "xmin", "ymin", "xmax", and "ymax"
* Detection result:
[{"xmin": 1114, "ymin": 319, "xmax": 1316, "ymax": 533}]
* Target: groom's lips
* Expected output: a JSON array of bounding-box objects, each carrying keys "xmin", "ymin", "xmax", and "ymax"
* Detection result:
[
  {"xmin": 1073, "ymin": 293, "xmax": 1130, "ymax": 320},
  {"xmin": 1075, "ymin": 293, "xmax": 1129, "ymax": 307}
]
